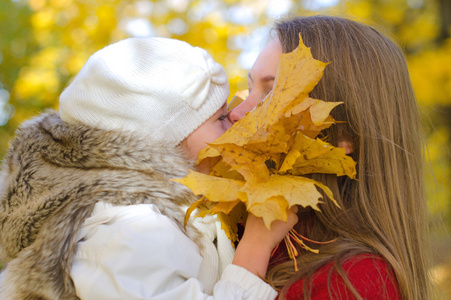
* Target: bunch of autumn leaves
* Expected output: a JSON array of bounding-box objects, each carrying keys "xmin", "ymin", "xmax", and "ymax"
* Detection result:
[{"xmin": 174, "ymin": 36, "xmax": 356, "ymax": 268}]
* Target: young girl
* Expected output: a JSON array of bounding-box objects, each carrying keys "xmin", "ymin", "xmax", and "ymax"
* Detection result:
[
  {"xmin": 229, "ymin": 15, "xmax": 430, "ymax": 299},
  {"xmin": 0, "ymin": 37, "xmax": 294, "ymax": 299}
]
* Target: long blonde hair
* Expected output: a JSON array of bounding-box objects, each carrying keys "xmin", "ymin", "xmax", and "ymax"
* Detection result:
[{"xmin": 267, "ymin": 15, "xmax": 430, "ymax": 300}]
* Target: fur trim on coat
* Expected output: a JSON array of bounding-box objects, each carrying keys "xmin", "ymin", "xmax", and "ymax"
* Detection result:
[{"xmin": 0, "ymin": 111, "xmax": 202, "ymax": 300}]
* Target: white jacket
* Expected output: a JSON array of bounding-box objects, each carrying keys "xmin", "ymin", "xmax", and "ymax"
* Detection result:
[
  {"xmin": 0, "ymin": 112, "xmax": 278, "ymax": 299},
  {"xmin": 71, "ymin": 202, "xmax": 278, "ymax": 300}
]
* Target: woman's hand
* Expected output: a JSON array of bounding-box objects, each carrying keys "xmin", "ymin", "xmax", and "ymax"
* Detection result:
[{"xmin": 232, "ymin": 207, "xmax": 298, "ymax": 278}]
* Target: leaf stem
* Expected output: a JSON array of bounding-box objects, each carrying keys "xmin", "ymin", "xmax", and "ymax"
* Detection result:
[
  {"xmin": 271, "ymin": 242, "xmax": 280, "ymax": 257},
  {"xmin": 290, "ymin": 229, "xmax": 337, "ymax": 245}
]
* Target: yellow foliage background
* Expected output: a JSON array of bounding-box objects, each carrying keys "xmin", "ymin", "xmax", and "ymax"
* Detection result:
[{"xmin": 0, "ymin": 0, "xmax": 449, "ymax": 298}]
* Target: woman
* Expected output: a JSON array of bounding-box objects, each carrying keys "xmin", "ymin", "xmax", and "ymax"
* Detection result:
[
  {"xmin": 0, "ymin": 37, "xmax": 295, "ymax": 299},
  {"xmin": 229, "ymin": 15, "xmax": 430, "ymax": 299}
]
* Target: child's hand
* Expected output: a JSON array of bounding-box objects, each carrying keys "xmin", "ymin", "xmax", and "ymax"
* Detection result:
[{"xmin": 232, "ymin": 207, "xmax": 298, "ymax": 278}]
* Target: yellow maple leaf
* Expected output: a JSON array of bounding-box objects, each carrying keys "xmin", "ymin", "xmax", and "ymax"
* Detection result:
[
  {"xmin": 242, "ymin": 175, "xmax": 335, "ymax": 228},
  {"xmin": 246, "ymin": 115, "xmax": 301, "ymax": 154},
  {"xmin": 210, "ymin": 143, "xmax": 270, "ymax": 183},
  {"xmin": 216, "ymin": 203, "xmax": 248, "ymax": 243},
  {"xmin": 248, "ymin": 196, "xmax": 289, "ymax": 228},
  {"xmin": 196, "ymin": 100, "xmax": 268, "ymax": 163},
  {"xmin": 173, "ymin": 170, "xmax": 244, "ymax": 203},
  {"xmin": 209, "ymin": 159, "xmax": 244, "ymax": 180},
  {"xmin": 280, "ymin": 133, "xmax": 357, "ymax": 178},
  {"xmin": 176, "ymin": 34, "xmax": 357, "ymax": 248}
]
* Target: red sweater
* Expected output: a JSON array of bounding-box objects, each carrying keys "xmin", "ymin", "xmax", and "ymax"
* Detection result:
[{"xmin": 279, "ymin": 254, "xmax": 401, "ymax": 300}]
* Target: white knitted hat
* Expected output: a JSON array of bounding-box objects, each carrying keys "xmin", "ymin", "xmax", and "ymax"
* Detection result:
[{"xmin": 59, "ymin": 37, "xmax": 229, "ymax": 145}]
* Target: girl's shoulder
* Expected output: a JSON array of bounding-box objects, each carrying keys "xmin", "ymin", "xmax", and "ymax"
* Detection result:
[{"xmin": 285, "ymin": 253, "xmax": 401, "ymax": 300}]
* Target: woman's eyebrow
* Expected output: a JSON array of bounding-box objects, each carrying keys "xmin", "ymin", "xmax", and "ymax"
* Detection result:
[
  {"xmin": 248, "ymin": 73, "xmax": 275, "ymax": 83},
  {"xmin": 260, "ymin": 75, "xmax": 275, "ymax": 82}
]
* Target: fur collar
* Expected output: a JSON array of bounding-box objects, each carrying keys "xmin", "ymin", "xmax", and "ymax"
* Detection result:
[{"xmin": 0, "ymin": 111, "xmax": 200, "ymax": 299}]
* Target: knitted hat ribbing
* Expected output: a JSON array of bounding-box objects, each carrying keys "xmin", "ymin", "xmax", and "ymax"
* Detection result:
[{"xmin": 59, "ymin": 37, "xmax": 229, "ymax": 145}]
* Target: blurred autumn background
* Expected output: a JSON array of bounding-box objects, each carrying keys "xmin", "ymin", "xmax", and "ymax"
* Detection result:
[{"xmin": 0, "ymin": 0, "xmax": 450, "ymax": 297}]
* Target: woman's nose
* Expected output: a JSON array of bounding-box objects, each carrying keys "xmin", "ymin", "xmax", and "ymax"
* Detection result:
[
  {"xmin": 227, "ymin": 94, "xmax": 261, "ymax": 123},
  {"xmin": 227, "ymin": 105, "xmax": 245, "ymax": 124}
]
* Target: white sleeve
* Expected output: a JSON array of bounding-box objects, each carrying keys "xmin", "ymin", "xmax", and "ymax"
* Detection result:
[
  {"xmin": 71, "ymin": 203, "xmax": 277, "ymax": 300},
  {"xmin": 213, "ymin": 264, "xmax": 278, "ymax": 299}
]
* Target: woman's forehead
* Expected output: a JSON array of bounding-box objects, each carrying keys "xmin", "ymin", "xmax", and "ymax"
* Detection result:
[{"xmin": 249, "ymin": 39, "xmax": 282, "ymax": 81}]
